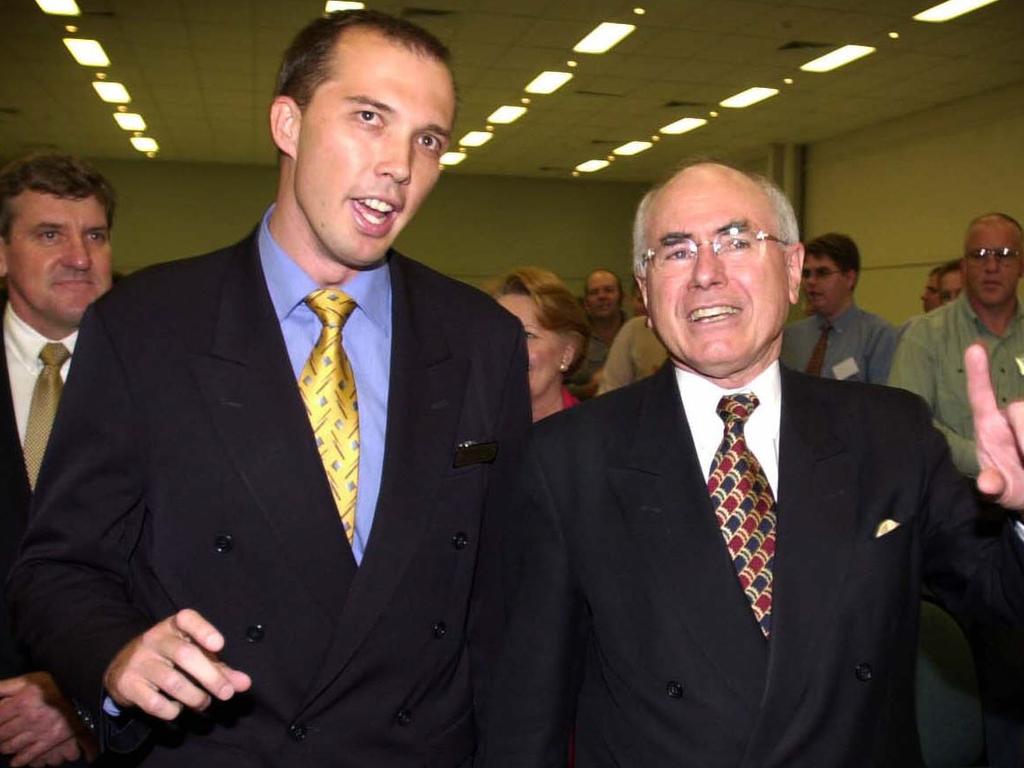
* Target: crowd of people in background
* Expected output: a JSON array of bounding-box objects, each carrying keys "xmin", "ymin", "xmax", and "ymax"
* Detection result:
[{"xmin": 3, "ymin": 7, "xmax": 1024, "ymax": 768}]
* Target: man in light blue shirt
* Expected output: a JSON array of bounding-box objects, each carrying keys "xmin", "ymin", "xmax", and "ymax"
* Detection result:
[{"xmin": 781, "ymin": 232, "xmax": 897, "ymax": 383}]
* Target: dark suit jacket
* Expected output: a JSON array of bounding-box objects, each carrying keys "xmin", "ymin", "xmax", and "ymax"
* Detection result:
[
  {"xmin": 6, "ymin": 235, "xmax": 530, "ymax": 767},
  {"xmin": 0, "ymin": 307, "xmax": 32, "ymax": 678},
  {"xmin": 482, "ymin": 364, "xmax": 1024, "ymax": 768}
]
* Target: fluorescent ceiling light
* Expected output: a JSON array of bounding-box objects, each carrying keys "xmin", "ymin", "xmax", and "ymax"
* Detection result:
[
  {"xmin": 113, "ymin": 112, "xmax": 146, "ymax": 131},
  {"xmin": 719, "ymin": 87, "xmax": 778, "ymax": 108},
  {"xmin": 659, "ymin": 117, "xmax": 708, "ymax": 135},
  {"xmin": 130, "ymin": 136, "xmax": 159, "ymax": 152},
  {"xmin": 913, "ymin": 0, "xmax": 999, "ymax": 22},
  {"xmin": 613, "ymin": 141, "xmax": 652, "ymax": 156},
  {"xmin": 325, "ymin": 1, "xmax": 365, "ymax": 11},
  {"xmin": 92, "ymin": 81, "xmax": 131, "ymax": 103},
  {"xmin": 63, "ymin": 38, "xmax": 110, "ymax": 67},
  {"xmin": 36, "ymin": 0, "xmax": 80, "ymax": 15},
  {"xmin": 575, "ymin": 159, "xmax": 610, "ymax": 173},
  {"xmin": 800, "ymin": 44, "xmax": 876, "ymax": 72},
  {"xmin": 524, "ymin": 71, "xmax": 573, "ymax": 94},
  {"xmin": 487, "ymin": 105, "xmax": 527, "ymax": 124},
  {"xmin": 459, "ymin": 131, "xmax": 493, "ymax": 147},
  {"xmin": 440, "ymin": 152, "xmax": 467, "ymax": 166},
  {"xmin": 573, "ymin": 22, "xmax": 635, "ymax": 54}
]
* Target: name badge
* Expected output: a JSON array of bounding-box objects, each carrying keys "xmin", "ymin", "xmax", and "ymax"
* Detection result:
[{"xmin": 832, "ymin": 357, "xmax": 860, "ymax": 381}]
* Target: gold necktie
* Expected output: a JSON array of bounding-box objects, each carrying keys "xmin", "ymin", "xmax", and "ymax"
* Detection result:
[
  {"xmin": 23, "ymin": 341, "xmax": 71, "ymax": 489},
  {"xmin": 298, "ymin": 289, "xmax": 359, "ymax": 544}
]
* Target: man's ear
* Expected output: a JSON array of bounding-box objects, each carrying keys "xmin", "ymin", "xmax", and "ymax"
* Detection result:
[
  {"xmin": 786, "ymin": 243, "xmax": 805, "ymax": 306},
  {"xmin": 0, "ymin": 239, "xmax": 8, "ymax": 279},
  {"xmin": 269, "ymin": 96, "xmax": 302, "ymax": 159}
]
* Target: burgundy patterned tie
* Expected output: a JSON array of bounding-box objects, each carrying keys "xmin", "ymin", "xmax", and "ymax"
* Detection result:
[{"xmin": 706, "ymin": 394, "xmax": 777, "ymax": 638}]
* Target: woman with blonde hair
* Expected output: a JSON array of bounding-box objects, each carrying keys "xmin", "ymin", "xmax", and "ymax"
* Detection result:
[{"xmin": 494, "ymin": 267, "xmax": 589, "ymax": 422}]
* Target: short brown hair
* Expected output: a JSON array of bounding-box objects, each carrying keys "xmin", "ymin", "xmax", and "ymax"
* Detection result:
[
  {"xmin": 0, "ymin": 153, "xmax": 115, "ymax": 241},
  {"xmin": 495, "ymin": 267, "xmax": 589, "ymax": 374},
  {"xmin": 276, "ymin": 9, "xmax": 451, "ymax": 109}
]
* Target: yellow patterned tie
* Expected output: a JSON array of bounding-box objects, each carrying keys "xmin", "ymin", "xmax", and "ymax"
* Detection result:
[
  {"xmin": 23, "ymin": 341, "xmax": 71, "ymax": 489},
  {"xmin": 299, "ymin": 289, "xmax": 359, "ymax": 544}
]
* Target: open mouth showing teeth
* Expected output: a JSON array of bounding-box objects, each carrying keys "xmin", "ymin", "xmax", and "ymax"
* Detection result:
[
  {"xmin": 689, "ymin": 306, "xmax": 739, "ymax": 322},
  {"xmin": 355, "ymin": 197, "xmax": 396, "ymax": 224}
]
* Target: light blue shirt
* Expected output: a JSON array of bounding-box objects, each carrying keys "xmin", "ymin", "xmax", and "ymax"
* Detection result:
[
  {"xmin": 258, "ymin": 208, "xmax": 392, "ymax": 565},
  {"xmin": 781, "ymin": 303, "xmax": 897, "ymax": 384}
]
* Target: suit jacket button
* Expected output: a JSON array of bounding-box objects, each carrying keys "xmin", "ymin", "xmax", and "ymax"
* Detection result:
[
  {"xmin": 214, "ymin": 533, "xmax": 233, "ymax": 553},
  {"xmin": 855, "ymin": 663, "xmax": 873, "ymax": 682},
  {"xmin": 451, "ymin": 532, "xmax": 469, "ymax": 550},
  {"xmin": 666, "ymin": 680, "xmax": 684, "ymax": 699},
  {"xmin": 432, "ymin": 622, "xmax": 447, "ymax": 639},
  {"xmin": 288, "ymin": 723, "xmax": 307, "ymax": 741},
  {"xmin": 246, "ymin": 624, "xmax": 265, "ymax": 643},
  {"xmin": 395, "ymin": 709, "xmax": 412, "ymax": 726}
]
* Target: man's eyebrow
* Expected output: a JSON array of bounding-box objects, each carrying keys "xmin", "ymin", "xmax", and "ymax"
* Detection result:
[{"xmin": 657, "ymin": 219, "xmax": 751, "ymax": 246}]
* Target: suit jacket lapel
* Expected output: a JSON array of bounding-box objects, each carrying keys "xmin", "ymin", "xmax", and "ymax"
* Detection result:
[
  {"xmin": 742, "ymin": 368, "xmax": 856, "ymax": 764},
  {"xmin": 303, "ymin": 253, "xmax": 469, "ymax": 708},
  {"xmin": 190, "ymin": 237, "xmax": 357, "ymax": 619},
  {"xmin": 608, "ymin": 365, "xmax": 768, "ymax": 702}
]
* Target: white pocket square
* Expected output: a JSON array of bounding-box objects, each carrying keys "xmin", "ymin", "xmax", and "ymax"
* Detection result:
[{"xmin": 874, "ymin": 519, "xmax": 901, "ymax": 538}]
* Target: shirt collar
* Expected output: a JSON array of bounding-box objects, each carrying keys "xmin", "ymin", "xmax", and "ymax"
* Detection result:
[
  {"xmin": 675, "ymin": 360, "xmax": 782, "ymax": 423},
  {"xmin": 3, "ymin": 303, "xmax": 77, "ymax": 372},
  {"xmin": 821, "ymin": 302, "xmax": 859, "ymax": 334},
  {"xmin": 956, "ymin": 292, "xmax": 1024, "ymax": 337},
  {"xmin": 257, "ymin": 206, "xmax": 391, "ymax": 330}
]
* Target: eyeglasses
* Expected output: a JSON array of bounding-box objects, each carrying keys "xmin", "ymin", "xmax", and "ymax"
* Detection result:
[
  {"xmin": 801, "ymin": 267, "xmax": 842, "ymax": 280},
  {"xmin": 965, "ymin": 247, "xmax": 1020, "ymax": 264},
  {"xmin": 642, "ymin": 226, "xmax": 788, "ymax": 270}
]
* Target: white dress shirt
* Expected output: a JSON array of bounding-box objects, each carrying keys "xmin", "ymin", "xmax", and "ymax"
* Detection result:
[
  {"xmin": 4, "ymin": 303, "xmax": 77, "ymax": 445},
  {"xmin": 675, "ymin": 361, "xmax": 782, "ymax": 500}
]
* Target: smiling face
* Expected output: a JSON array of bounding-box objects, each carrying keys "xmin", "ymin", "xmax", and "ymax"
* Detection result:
[
  {"xmin": 0, "ymin": 190, "xmax": 112, "ymax": 339},
  {"xmin": 637, "ymin": 164, "xmax": 803, "ymax": 389},
  {"xmin": 269, "ymin": 27, "xmax": 455, "ymax": 286},
  {"xmin": 584, "ymin": 270, "xmax": 622, "ymax": 321}
]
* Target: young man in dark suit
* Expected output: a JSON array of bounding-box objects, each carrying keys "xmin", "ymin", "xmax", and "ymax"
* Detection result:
[
  {"xmin": 8, "ymin": 11, "xmax": 529, "ymax": 767},
  {"xmin": 0, "ymin": 153, "xmax": 113, "ymax": 767},
  {"xmin": 481, "ymin": 161, "xmax": 1024, "ymax": 767}
]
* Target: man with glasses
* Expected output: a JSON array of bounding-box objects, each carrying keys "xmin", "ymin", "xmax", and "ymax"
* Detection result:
[
  {"xmin": 480, "ymin": 164, "xmax": 1024, "ymax": 766},
  {"xmin": 890, "ymin": 213, "xmax": 1024, "ymax": 477},
  {"xmin": 781, "ymin": 232, "xmax": 897, "ymax": 383}
]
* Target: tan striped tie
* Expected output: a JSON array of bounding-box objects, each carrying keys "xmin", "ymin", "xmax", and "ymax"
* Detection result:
[
  {"xmin": 298, "ymin": 289, "xmax": 359, "ymax": 544},
  {"xmin": 23, "ymin": 342, "xmax": 71, "ymax": 489}
]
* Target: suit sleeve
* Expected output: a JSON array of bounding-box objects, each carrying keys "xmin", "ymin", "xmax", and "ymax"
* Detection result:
[
  {"xmin": 478, "ymin": 440, "xmax": 587, "ymax": 768},
  {"xmin": 5, "ymin": 304, "xmax": 154, "ymax": 748}
]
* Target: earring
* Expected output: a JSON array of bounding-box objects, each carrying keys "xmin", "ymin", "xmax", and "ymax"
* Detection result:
[{"xmin": 559, "ymin": 362, "xmax": 568, "ymax": 372}]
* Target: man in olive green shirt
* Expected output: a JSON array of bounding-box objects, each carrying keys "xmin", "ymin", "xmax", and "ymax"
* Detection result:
[{"xmin": 890, "ymin": 212, "xmax": 1024, "ymax": 477}]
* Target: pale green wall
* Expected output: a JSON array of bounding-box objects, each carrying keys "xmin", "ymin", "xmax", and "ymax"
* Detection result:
[
  {"xmin": 803, "ymin": 80, "xmax": 1024, "ymax": 326},
  {"xmin": 88, "ymin": 157, "xmax": 645, "ymax": 296}
]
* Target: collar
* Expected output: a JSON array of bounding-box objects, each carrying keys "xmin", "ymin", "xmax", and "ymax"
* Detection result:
[
  {"xmin": 957, "ymin": 292, "xmax": 1024, "ymax": 337},
  {"xmin": 675, "ymin": 360, "xmax": 782, "ymax": 426},
  {"xmin": 819, "ymin": 302, "xmax": 861, "ymax": 334},
  {"xmin": 3, "ymin": 303, "xmax": 77, "ymax": 373},
  {"xmin": 257, "ymin": 205, "xmax": 391, "ymax": 330}
]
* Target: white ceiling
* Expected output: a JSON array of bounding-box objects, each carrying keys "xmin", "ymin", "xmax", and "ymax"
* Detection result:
[{"xmin": 1, "ymin": 0, "xmax": 1021, "ymax": 182}]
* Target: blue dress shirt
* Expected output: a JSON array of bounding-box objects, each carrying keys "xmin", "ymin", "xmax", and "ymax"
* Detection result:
[{"xmin": 258, "ymin": 208, "xmax": 392, "ymax": 565}]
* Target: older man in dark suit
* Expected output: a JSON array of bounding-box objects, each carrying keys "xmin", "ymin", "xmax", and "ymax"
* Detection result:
[
  {"xmin": 7, "ymin": 11, "xmax": 529, "ymax": 767},
  {"xmin": 480, "ymin": 161, "xmax": 1024, "ymax": 767},
  {"xmin": 0, "ymin": 153, "xmax": 113, "ymax": 767}
]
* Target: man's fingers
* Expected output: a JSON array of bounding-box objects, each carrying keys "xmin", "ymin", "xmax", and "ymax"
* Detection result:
[
  {"xmin": 224, "ymin": 667, "xmax": 252, "ymax": 694},
  {"xmin": 173, "ymin": 609, "xmax": 225, "ymax": 654},
  {"xmin": 965, "ymin": 343, "xmax": 998, "ymax": 422},
  {"xmin": 977, "ymin": 467, "xmax": 1008, "ymax": 497}
]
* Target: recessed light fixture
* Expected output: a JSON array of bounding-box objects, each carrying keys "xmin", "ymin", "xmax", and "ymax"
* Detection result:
[
  {"xmin": 440, "ymin": 152, "xmax": 466, "ymax": 166},
  {"xmin": 324, "ymin": 1, "xmax": 365, "ymax": 11},
  {"xmin": 36, "ymin": 0, "xmax": 80, "ymax": 15},
  {"xmin": 606, "ymin": 155, "xmax": 615, "ymax": 161},
  {"xmin": 783, "ymin": 77, "xmax": 794, "ymax": 84},
  {"xmin": 117, "ymin": 105, "xmax": 128, "ymax": 113},
  {"xmin": 95, "ymin": 72, "xmax": 107, "ymax": 80},
  {"xmin": 613, "ymin": 141, "xmax": 652, "ymax": 156},
  {"xmin": 92, "ymin": 81, "xmax": 131, "ymax": 103},
  {"xmin": 659, "ymin": 117, "xmax": 708, "ymax": 135},
  {"xmin": 485, "ymin": 125, "xmax": 495, "ymax": 132},
  {"xmin": 719, "ymin": 87, "xmax": 778, "ymax": 108},
  {"xmin": 709, "ymin": 110, "xmax": 719, "ymax": 117},
  {"xmin": 651, "ymin": 135, "xmax": 660, "ymax": 142},
  {"xmin": 573, "ymin": 22, "xmax": 635, "ymax": 54},
  {"xmin": 567, "ymin": 60, "xmax": 578, "ymax": 68},
  {"xmin": 130, "ymin": 136, "xmax": 159, "ymax": 153},
  {"xmin": 459, "ymin": 131, "xmax": 493, "ymax": 147},
  {"xmin": 888, "ymin": 31, "xmax": 901, "ymax": 38},
  {"xmin": 64, "ymin": 24, "xmax": 77, "ymax": 32},
  {"xmin": 63, "ymin": 38, "xmax": 111, "ymax": 67},
  {"xmin": 572, "ymin": 171, "xmax": 581, "ymax": 178},
  {"xmin": 633, "ymin": 7, "xmax": 646, "ymax": 14},
  {"xmin": 521, "ymin": 97, "xmax": 530, "ymax": 105},
  {"xmin": 575, "ymin": 159, "xmax": 610, "ymax": 173},
  {"xmin": 487, "ymin": 105, "xmax": 527, "ymax": 124},
  {"xmin": 800, "ymin": 44, "xmax": 875, "ymax": 73},
  {"xmin": 913, "ymin": 0, "xmax": 999, "ymax": 22},
  {"xmin": 113, "ymin": 112, "xmax": 146, "ymax": 131},
  {"xmin": 524, "ymin": 71, "xmax": 573, "ymax": 94}
]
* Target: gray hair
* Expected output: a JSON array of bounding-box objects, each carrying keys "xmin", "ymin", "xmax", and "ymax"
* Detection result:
[{"xmin": 631, "ymin": 161, "xmax": 800, "ymax": 278}]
